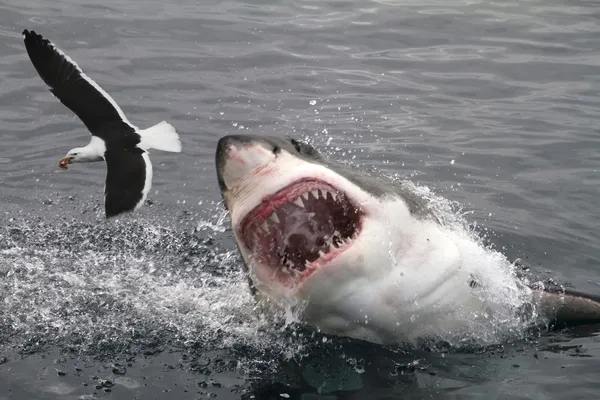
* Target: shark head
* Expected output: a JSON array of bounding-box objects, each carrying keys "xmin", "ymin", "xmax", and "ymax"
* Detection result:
[{"xmin": 216, "ymin": 135, "xmax": 423, "ymax": 292}]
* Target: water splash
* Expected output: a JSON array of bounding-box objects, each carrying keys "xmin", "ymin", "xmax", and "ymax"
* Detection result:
[{"xmin": 0, "ymin": 204, "xmax": 294, "ymax": 364}]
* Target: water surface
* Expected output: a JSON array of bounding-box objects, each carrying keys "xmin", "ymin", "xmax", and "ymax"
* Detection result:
[{"xmin": 1, "ymin": 0, "xmax": 599, "ymax": 398}]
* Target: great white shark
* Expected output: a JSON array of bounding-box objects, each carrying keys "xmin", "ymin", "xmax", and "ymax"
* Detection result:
[{"xmin": 215, "ymin": 134, "xmax": 600, "ymax": 347}]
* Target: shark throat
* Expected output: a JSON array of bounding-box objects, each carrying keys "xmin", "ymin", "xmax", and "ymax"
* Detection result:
[{"xmin": 240, "ymin": 178, "xmax": 362, "ymax": 283}]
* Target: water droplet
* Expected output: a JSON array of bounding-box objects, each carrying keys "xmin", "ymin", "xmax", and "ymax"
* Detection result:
[{"xmin": 309, "ymin": 100, "xmax": 317, "ymax": 106}]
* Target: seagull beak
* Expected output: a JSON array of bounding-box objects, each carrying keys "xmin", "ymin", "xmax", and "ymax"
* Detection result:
[{"xmin": 58, "ymin": 156, "xmax": 73, "ymax": 170}]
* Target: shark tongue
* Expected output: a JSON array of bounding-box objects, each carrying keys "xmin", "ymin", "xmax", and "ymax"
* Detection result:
[{"xmin": 243, "ymin": 182, "xmax": 361, "ymax": 280}]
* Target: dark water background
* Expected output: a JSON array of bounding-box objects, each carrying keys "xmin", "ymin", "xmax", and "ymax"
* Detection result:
[{"xmin": 1, "ymin": 0, "xmax": 600, "ymax": 398}]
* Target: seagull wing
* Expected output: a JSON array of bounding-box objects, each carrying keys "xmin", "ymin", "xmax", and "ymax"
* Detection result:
[
  {"xmin": 23, "ymin": 29, "xmax": 139, "ymax": 144},
  {"xmin": 103, "ymin": 147, "xmax": 153, "ymax": 218}
]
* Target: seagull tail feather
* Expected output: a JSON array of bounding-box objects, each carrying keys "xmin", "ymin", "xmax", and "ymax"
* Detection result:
[{"xmin": 138, "ymin": 121, "xmax": 182, "ymax": 153}]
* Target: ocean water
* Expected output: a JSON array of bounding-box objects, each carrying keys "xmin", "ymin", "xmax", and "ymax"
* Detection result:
[{"xmin": 1, "ymin": 0, "xmax": 600, "ymax": 398}]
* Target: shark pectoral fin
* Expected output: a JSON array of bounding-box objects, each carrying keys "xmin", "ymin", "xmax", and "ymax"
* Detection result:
[{"xmin": 537, "ymin": 288, "xmax": 600, "ymax": 325}]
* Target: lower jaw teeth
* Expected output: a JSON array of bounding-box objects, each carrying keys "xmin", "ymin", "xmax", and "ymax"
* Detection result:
[{"xmin": 256, "ymin": 230, "xmax": 357, "ymax": 275}]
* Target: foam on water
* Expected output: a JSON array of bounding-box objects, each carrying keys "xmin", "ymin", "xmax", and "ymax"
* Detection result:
[
  {"xmin": 387, "ymin": 173, "xmax": 543, "ymax": 346},
  {"xmin": 0, "ymin": 202, "xmax": 303, "ymax": 367}
]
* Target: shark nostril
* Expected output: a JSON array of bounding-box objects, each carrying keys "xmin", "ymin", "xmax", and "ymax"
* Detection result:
[{"xmin": 225, "ymin": 145, "xmax": 246, "ymax": 164}]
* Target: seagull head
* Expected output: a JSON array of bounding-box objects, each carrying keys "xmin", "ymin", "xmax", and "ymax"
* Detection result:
[{"xmin": 58, "ymin": 146, "xmax": 104, "ymax": 170}]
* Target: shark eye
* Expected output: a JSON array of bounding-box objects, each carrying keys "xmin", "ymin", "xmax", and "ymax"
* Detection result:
[
  {"xmin": 290, "ymin": 138, "xmax": 319, "ymax": 158},
  {"xmin": 272, "ymin": 145, "xmax": 281, "ymax": 154},
  {"xmin": 290, "ymin": 139, "xmax": 303, "ymax": 153}
]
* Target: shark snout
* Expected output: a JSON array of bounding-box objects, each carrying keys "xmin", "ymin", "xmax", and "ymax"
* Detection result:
[{"xmin": 215, "ymin": 135, "xmax": 277, "ymax": 194}]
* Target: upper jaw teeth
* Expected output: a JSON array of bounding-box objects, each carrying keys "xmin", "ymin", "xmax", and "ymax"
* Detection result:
[
  {"xmin": 252, "ymin": 185, "xmax": 352, "ymax": 238},
  {"xmin": 258, "ymin": 212, "xmax": 280, "ymax": 232},
  {"xmin": 294, "ymin": 188, "xmax": 340, "ymax": 206}
]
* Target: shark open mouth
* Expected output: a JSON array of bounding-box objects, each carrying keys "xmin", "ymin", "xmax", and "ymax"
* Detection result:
[{"xmin": 239, "ymin": 178, "xmax": 362, "ymax": 285}]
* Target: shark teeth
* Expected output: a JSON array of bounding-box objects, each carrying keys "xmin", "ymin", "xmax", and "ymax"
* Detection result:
[
  {"xmin": 295, "ymin": 188, "xmax": 341, "ymax": 205},
  {"xmin": 260, "ymin": 221, "xmax": 269, "ymax": 232},
  {"xmin": 269, "ymin": 212, "xmax": 280, "ymax": 224},
  {"xmin": 300, "ymin": 234, "xmax": 356, "ymax": 270},
  {"xmin": 257, "ymin": 186, "xmax": 346, "ymax": 232},
  {"xmin": 292, "ymin": 197, "xmax": 304, "ymax": 208},
  {"xmin": 290, "ymin": 187, "xmax": 344, "ymax": 209}
]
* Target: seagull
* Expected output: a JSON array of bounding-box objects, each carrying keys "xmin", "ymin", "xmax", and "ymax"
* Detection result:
[{"xmin": 22, "ymin": 29, "xmax": 182, "ymax": 218}]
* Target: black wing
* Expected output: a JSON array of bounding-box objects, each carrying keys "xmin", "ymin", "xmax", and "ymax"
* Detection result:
[
  {"xmin": 22, "ymin": 29, "xmax": 139, "ymax": 145},
  {"xmin": 104, "ymin": 147, "xmax": 151, "ymax": 218}
]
